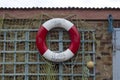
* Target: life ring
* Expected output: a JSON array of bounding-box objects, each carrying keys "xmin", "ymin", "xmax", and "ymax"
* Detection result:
[{"xmin": 36, "ymin": 18, "xmax": 80, "ymax": 62}]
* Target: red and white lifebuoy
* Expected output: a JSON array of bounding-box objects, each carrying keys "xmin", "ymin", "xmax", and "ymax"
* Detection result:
[{"xmin": 36, "ymin": 18, "xmax": 80, "ymax": 62}]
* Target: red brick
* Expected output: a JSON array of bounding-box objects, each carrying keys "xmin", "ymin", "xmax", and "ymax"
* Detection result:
[{"xmin": 0, "ymin": 9, "xmax": 120, "ymax": 20}]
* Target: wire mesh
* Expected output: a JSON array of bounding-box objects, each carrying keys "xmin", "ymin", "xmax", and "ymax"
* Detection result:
[{"xmin": 0, "ymin": 14, "xmax": 96, "ymax": 80}]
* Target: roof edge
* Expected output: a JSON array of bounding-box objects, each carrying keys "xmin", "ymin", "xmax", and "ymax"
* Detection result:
[{"xmin": 0, "ymin": 7, "xmax": 120, "ymax": 10}]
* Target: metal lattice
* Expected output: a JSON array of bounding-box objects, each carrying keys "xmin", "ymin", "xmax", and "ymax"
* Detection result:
[{"xmin": 0, "ymin": 15, "xmax": 96, "ymax": 80}]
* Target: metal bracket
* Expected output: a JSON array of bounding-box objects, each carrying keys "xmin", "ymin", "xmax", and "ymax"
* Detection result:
[{"xmin": 108, "ymin": 14, "xmax": 114, "ymax": 33}]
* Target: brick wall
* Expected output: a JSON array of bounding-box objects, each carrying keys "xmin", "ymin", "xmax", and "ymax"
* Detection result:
[{"xmin": 0, "ymin": 8, "xmax": 120, "ymax": 20}]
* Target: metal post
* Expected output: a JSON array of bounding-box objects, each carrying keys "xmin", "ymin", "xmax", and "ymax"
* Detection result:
[
  {"xmin": 2, "ymin": 31, "xmax": 6, "ymax": 80},
  {"xmin": 82, "ymin": 31, "xmax": 85, "ymax": 79},
  {"xmin": 14, "ymin": 32, "xmax": 17, "ymax": 80},
  {"xmin": 92, "ymin": 31, "xmax": 96, "ymax": 80},
  {"xmin": 59, "ymin": 30, "xmax": 63, "ymax": 80},
  {"xmin": 25, "ymin": 31, "xmax": 29, "ymax": 80}
]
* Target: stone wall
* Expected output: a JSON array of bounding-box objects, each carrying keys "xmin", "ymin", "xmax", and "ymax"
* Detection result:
[
  {"xmin": 83, "ymin": 20, "xmax": 116, "ymax": 80},
  {"xmin": 93, "ymin": 20, "xmax": 120, "ymax": 80},
  {"xmin": 0, "ymin": 8, "xmax": 120, "ymax": 80},
  {"xmin": 94, "ymin": 21, "xmax": 113, "ymax": 80}
]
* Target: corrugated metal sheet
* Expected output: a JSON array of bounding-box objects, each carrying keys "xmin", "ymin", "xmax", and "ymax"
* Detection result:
[{"xmin": 0, "ymin": 7, "xmax": 120, "ymax": 10}]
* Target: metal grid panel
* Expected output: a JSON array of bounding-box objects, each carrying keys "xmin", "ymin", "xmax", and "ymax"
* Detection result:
[
  {"xmin": 0, "ymin": 15, "xmax": 96, "ymax": 80},
  {"xmin": 0, "ymin": 28, "xmax": 96, "ymax": 80}
]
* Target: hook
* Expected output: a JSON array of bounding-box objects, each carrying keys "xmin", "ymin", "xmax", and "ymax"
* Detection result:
[{"xmin": 108, "ymin": 14, "xmax": 114, "ymax": 33}]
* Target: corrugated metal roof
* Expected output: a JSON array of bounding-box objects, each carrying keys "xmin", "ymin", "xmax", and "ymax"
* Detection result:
[{"xmin": 0, "ymin": 7, "xmax": 120, "ymax": 10}]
